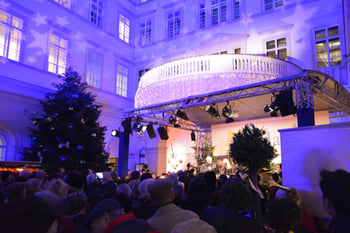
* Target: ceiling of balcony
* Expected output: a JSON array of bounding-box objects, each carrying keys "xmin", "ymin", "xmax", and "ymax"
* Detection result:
[{"xmin": 183, "ymin": 91, "xmax": 334, "ymax": 128}]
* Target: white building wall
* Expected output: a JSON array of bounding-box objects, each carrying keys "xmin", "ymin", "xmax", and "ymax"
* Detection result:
[{"xmin": 0, "ymin": 0, "xmax": 349, "ymax": 166}]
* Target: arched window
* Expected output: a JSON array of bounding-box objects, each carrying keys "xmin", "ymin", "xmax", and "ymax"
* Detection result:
[{"xmin": 0, "ymin": 133, "xmax": 7, "ymax": 161}]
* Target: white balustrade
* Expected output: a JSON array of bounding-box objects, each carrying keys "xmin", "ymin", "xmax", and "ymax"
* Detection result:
[{"xmin": 136, "ymin": 54, "xmax": 302, "ymax": 108}]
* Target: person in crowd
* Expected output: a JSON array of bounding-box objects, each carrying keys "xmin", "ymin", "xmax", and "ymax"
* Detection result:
[
  {"xmin": 204, "ymin": 171, "xmax": 217, "ymax": 203},
  {"xmin": 26, "ymin": 178, "xmax": 43, "ymax": 196},
  {"xmin": 85, "ymin": 173, "xmax": 99, "ymax": 193},
  {"xmin": 140, "ymin": 172, "xmax": 153, "ymax": 181},
  {"xmin": 201, "ymin": 178, "xmax": 260, "ymax": 233},
  {"xmin": 117, "ymin": 183, "xmax": 133, "ymax": 199},
  {"xmin": 171, "ymin": 218, "xmax": 217, "ymax": 233},
  {"xmin": 64, "ymin": 192, "xmax": 90, "ymax": 233},
  {"xmin": 65, "ymin": 170, "xmax": 85, "ymax": 193},
  {"xmin": 181, "ymin": 176, "xmax": 208, "ymax": 216},
  {"xmin": 84, "ymin": 198, "xmax": 159, "ymax": 233},
  {"xmin": 3, "ymin": 181, "xmax": 27, "ymax": 201},
  {"xmin": 166, "ymin": 173, "xmax": 184, "ymax": 205},
  {"xmin": 263, "ymin": 198, "xmax": 301, "ymax": 233},
  {"xmin": 0, "ymin": 195, "xmax": 60, "ymax": 233},
  {"xmin": 132, "ymin": 178, "xmax": 156, "ymax": 219},
  {"xmin": 275, "ymin": 188, "xmax": 327, "ymax": 233},
  {"xmin": 36, "ymin": 190, "xmax": 76, "ymax": 233},
  {"xmin": 147, "ymin": 178, "xmax": 199, "ymax": 233},
  {"xmin": 45, "ymin": 178, "xmax": 69, "ymax": 200},
  {"xmin": 101, "ymin": 171, "xmax": 117, "ymax": 199},
  {"xmin": 319, "ymin": 169, "xmax": 350, "ymax": 233}
]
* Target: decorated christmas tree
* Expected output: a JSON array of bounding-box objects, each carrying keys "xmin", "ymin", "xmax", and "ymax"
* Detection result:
[
  {"xmin": 22, "ymin": 68, "xmax": 109, "ymax": 171},
  {"xmin": 230, "ymin": 124, "xmax": 277, "ymax": 176}
]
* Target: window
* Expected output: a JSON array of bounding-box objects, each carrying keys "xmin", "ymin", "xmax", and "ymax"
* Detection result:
[
  {"xmin": 0, "ymin": 11, "xmax": 23, "ymax": 61},
  {"xmin": 54, "ymin": 0, "xmax": 71, "ymax": 8},
  {"xmin": 116, "ymin": 65, "xmax": 128, "ymax": 97},
  {"xmin": 48, "ymin": 34, "xmax": 68, "ymax": 74},
  {"xmin": 211, "ymin": 0, "xmax": 226, "ymax": 25},
  {"xmin": 266, "ymin": 37, "xmax": 287, "ymax": 60},
  {"xmin": 264, "ymin": 0, "xmax": 283, "ymax": 10},
  {"xmin": 234, "ymin": 48, "xmax": 241, "ymax": 54},
  {"xmin": 315, "ymin": 26, "xmax": 341, "ymax": 68},
  {"xmin": 140, "ymin": 19, "xmax": 152, "ymax": 46},
  {"xmin": 167, "ymin": 9, "xmax": 181, "ymax": 38},
  {"xmin": 199, "ymin": 0, "xmax": 206, "ymax": 28},
  {"xmin": 90, "ymin": 0, "xmax": 103, "ymax": 27},
  {"xmin": 119, "ymin": 14, "xmax": 130, "ymax": 43},
  {"xmin": 233, "ymin": 0, "xmax": 240, "ymax": 19},
  {"xmin": 0, "ymin": 133, "xmax": 6, "ymax": 161},
  {"xmin": 138, "ymin": 68, "xmax": 150, "ymax": 83},
  {"xmin": 86, "ymin": 50, "xmax": 103, "ymax": 88}
]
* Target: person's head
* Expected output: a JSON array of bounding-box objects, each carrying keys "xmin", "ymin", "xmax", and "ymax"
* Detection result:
[
  {"xmin": 140, "ymin": 172, "xmax": 152, "ymax": 181},
  {"xmin": 117, "ymin": 183, "xmax": 133, "ymax": 199},
  {"xmin": 221, "ymin": 178, "xmax": 252, "ymax": 212},
  {"xmin": 45, "ymin": 179, "xmax": 68, "ymax": 200},
  {"xmin": 130, "ymin": 171, "xmax": 140, "ymax": 180},
  {"xmin": 204, "ymin": 171, "xmax": 216, "ymax": 187},
  {"xmin": 102, "ymin": 171, "xmax": 112, "ymax": 183},
  {"xmin": 26, "ymin": 178, "xmax": 43, "ymax": 196},
  {"xmin": 87, "ymin": 173, "xmax": 96, "ymax": 185},
  {"xmin": 147, "ymin": 178, "xmax": 174, "ymax": 206},
  {"xmin": 276, "ymin": 188, "xmax": 301, "ymax": 206},
  {"xmin": 319, "ymin": 169, "xmax": 350, "ymax": 216},
  {"xmin": 138, "ymin": 178, "xmax": 155, "ymax": 200},
  {"xmin": 84, "ymin": 199, "xmax": 125, "ymax": 233},
  {"xmin": 65, "ymin": 171, "xmax": 85, "ymax": 192},
  {"xmin": 4, "ymin": 182, "xmax": 27, "ymax": 201},
  {"xmin": 264, "ymin": 198, "xmax": 301, "ymax": 233},
  {"xmin": 0, "ymin": 196, "xmax": 59, "ymax": 233},
  {"xmin": 64, "ymin": 192, "xmax": 88, "ymax": 215}
]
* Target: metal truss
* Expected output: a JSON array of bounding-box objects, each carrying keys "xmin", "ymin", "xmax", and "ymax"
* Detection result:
[{"xmin": 124, "ymin": 70, "xmax": 350, "ymax": 124}]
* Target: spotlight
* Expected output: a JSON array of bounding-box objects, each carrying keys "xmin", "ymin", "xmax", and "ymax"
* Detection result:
[
  {"xmin": 146, "ymin": 123, "xmax": 156, "ymax": 139},
  {"xmin": 133, "ymin": 122, "xmax": 147, "ymax": 135},
  {"xmin": 222, "ymin": 105, "xmax": 233, "ymax": 118},
  {"xmin": 191, "ymin": 131, "xmax": 196, "ymax": 141},
  {"xmin": 158, "ymin": 126, "xmax": 169, "ymax": 140},
  {"xmin": 174, "ymin": 109, "xmax": 189, "ymax": 120},
  {"xmin": 264, "ymin": 105, "xmax": 273, "ymax": 113},
  {"xmin": 111, "ymin": 130, "xmax": 120, "ymax": 137},
  {"xmin": 270, "ymin": 111, "xmax": 279, "ymax": 117},
  {"xmin": 275, "ymin": 89, "xmax": 296, "ymax": 116},
  {"xmin": 169, "ymin": 116, "xmax": 181, "ymax": 128},
  {"xmin": 205, "ymin": 105, "xmax": 220, "ymax": 118}
]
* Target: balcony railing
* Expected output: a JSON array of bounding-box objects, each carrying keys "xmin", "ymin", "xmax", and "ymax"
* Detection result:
[{"xmin": 136, "ymin": 54, "xmax": 302, "ymax": 108}]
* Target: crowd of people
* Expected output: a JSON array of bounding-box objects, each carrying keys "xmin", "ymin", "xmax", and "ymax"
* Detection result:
[{"xmin": 0, "ymin": 165, "xmax": 349, "ymax": 233}]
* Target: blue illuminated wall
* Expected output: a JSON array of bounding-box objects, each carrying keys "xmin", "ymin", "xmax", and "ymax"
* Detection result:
[{"xmin": 0, "ymin": 0, "xmax": 349, "ymax": 166}]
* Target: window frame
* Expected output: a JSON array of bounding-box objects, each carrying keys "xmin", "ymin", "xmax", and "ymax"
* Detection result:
[
  {"xmin": 0, "ymin": 133, "xmax": 7, "ymax": 161},
  {"xmin": 0, "ymin": 10, "xmax": 24, "ymax": 62},
  {"xmin": 53, "ymin": 0, "xmax": 71, "ymax": 9},
  {"xmin": 265, "ymin": 37, "xmax": 288, "ymax": 60},
  {"xmin": 90, "ymin": 0, "xmax": 103, "ymax": 27},
  {"xmin": 86, "ymin": 49, "xmax": 103, "ymax": 88},
  {"xmin": 139, "ymin": 17, "xmax": 153, "ymax": 46},
  {"xmin": 116, "ymin": 64, "xmax": 128, "ymax": 98},
  {"xmin": 264, "ymin": 0, "xmax": 283, "ymax": 11},
  {"xmin": 166, "ymin": 8, "xmax": 182, "ymax": 39},
  {"xmin": 119, "ymin": 13, "xmax": 130, "ymax": 43},
  {"xmin": 314, "ymin": 25, "xmax": 342, "ymax": 69},
  {"xmin": 47, "ymin": 32, "xmax": 69, "ymax": 75},
  {"xmin": 211, "ymin": 0, "xmax": 227, "ymax": 25}
]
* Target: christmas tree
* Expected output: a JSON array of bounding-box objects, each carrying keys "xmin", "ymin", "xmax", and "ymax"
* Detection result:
[
  {"xmin": 22, "ymin": 68, "xmax": 109, "ymax": 171},
  {"xmin": 229, "ymin": 124, "xmax": 277, "ymax": 176}
]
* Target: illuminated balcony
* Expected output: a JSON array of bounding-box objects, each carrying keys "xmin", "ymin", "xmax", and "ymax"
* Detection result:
[{"xmin": 135, "ymin": 54, "xmax": 302, "ymax": 108}]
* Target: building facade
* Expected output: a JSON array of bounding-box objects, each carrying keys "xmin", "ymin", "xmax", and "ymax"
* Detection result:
[{"xmin": 0, "ymin": 0, "xmax": 349, "ymax": 172}]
